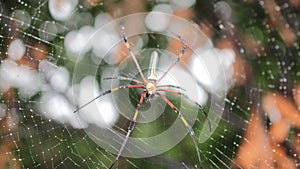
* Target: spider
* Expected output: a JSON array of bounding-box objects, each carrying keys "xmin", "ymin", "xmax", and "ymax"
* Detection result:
[{"xmin": 74, "ymin": 24, "xmax": 211, "ymax": 169}]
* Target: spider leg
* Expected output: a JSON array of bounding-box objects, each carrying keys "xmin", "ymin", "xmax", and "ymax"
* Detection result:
[
  {"xmin": 157, "ymin": 93, "xmax": 203, "ymax": 169},
  {"xmin": 109, "ymin": 91, "xmax": 147, "ymax": 169},
  {"xmin": 103, "ymin": 76, "xmax": 144, "ymax": 84},
  {"xmin": 120, "ymin": 24, "xmax": 148, "ymax": 83},
  {"xmin": 156, "ymin": 35, "xmax": 187, "ymax": 83},
  {"xmin": 157, "ymin": 84, "xmax": 186, "ymax": 91},
  {"xmin": 157, "ymin": 89, "xmax": 211, "ymax": 132},
  {"xmin": 73, "ymin": 85, "xmax": 145, "ymax": 113}
]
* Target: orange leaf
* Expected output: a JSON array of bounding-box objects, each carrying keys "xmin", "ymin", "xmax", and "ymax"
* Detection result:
[
  {"xmin": 235, "ymin": 108, "xmax": 269, "ymax": 168},
  {"xmin": 263, "ymin": 92, "xmax": 300, "ymax": 127},
  {"xmin": 269, "ymin": 119, "xmax": 290, "ymax": 143}
]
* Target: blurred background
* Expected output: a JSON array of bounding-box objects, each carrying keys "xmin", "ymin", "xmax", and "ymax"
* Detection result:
[{"xmin": 0, "ymin": 0, "xmax": 300, "ymax": 168}]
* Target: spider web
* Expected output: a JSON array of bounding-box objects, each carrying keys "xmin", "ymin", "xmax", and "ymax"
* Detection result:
[{"xmin": 0, "ymin": 1, "xmax": 299, "ymax": 169}]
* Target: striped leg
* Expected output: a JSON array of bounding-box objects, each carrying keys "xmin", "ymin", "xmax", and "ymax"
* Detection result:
[
  {"xmin": 157, "ymin": 93, "xmax": 203, "ymax": 169},
  {"xmin": 157, "ymin": 89, "xmax": 211, "ymax": 132},
  {"xmin": 156, "ymin": 35, "xmax": 187, "ymax": 83},
  {"xmin": 109, "ymin": 91, "xmax": 147, "ymax": 169},
  {"xmin": 103, "ymin": 76, "xmax": 144, "ymax": 84},
  {"xmin": 157, "ymin": 84, "xmax": 186, "ymax": 91},
  {"xmin": 120, "ymin": 24, "xmax": 148, "ymax": 83},
  {"xmin": 73, "ymin": 85, "xmax": 145, "ymax": 113}
]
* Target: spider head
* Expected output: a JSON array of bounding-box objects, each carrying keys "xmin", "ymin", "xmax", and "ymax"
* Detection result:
[{"xmin": 146, "ymin": 82, "xmax": 156, "ymax": 96}]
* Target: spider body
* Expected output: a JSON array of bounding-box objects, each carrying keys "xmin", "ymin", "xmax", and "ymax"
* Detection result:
[
  {"xmin": 74, "ymin": 24, "xmax": 211, "ymax": 169},
  {"xmin": 145, "ymin": 50, "xmax": 159, "ymax": 96},
  {"xmin": 145, "ymin": 82, "xmax": 156, "ymax": 96}
]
